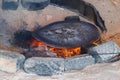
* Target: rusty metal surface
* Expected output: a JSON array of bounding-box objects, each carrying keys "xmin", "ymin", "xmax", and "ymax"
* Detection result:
[{"xmin": 32, "ymin": 20, "xmax": 100, "ymax": 48}]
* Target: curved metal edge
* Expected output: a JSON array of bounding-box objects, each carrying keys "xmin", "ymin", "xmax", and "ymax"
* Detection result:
[
  {"xmin": 32, "ymin": 29, "xmax": 70, "ymax": 48},
  {"xmin": 50, "ymin": 0, "xmax": 107, "ymax": 32},
  {"xmin": 32, "ymin": 21, "xmax": 101, "ymax": 48}
]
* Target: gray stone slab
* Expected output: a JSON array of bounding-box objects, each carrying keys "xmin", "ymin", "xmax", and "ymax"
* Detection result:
[
  {"xmin": 89, "ymin": 41, "xmax": 120, "ymax": 63},
  {"xmin": 21, "ymin": 0, "xmax": 50, "ymax": 10},
  {"xmin": 24, "ymin": 57, "xmax": 64, "ymax": 76},
  {"xmin": 64, "ymin": 54, "xmax": 95, "ymax": 71},
  {"xmin": 22, "ymin": 0, "xmax": 50, "ymax": 3},
  {"xmin": 0, "ymin": 49, "xmax": 25, "ymax": 73},
  {"xmin": 2, "ymin": 0, "xmax": 19, "ymax": 10}
]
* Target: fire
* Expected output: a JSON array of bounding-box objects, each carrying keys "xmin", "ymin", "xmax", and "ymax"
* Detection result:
[
  {"xmin": 31, "ymin": 39, "xmax": 47, "ymax": 47},
  {"xmin": 30, "ymin": 39, "xmax": 81, "ymax": 58},
  {"xmin": 49, "ymin": 47, "xmax": 81, "ymax": 58}
]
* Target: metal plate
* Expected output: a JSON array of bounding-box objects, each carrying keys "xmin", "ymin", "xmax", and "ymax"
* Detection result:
[{"xmin": 32, "ymin": 21, "xmax": 100, "ymax": 48}]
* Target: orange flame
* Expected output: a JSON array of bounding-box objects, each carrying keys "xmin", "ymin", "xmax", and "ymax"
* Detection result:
[
  {"xmin": 50, "ymin": 47, "xmax": 81, "ymax": 58},
  {"xmin": 31, "ymin": 39, "xmax": 47, "ymax": 47},
  {"xmin": 30, "ymin": 39, "xmax": 81, "ymax": 58}
]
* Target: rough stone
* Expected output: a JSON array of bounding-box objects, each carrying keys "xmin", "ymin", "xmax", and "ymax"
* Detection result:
[
  {"xmin": 24, "ymin": 57, "xmax": 64, "ymax": 76},
  {"xmin": 21, "ymin": 0, "xmax": 50, "ymax": 10},
  {"xmin": 0, "ymin": 49, "xmax": 25, "ymax": 73},
  {"xmin": 64, "ymin": 54, "xmax": 95, "ymax": 71},
  {"xmin": 2, "ymin": 0, "xmax": 19, "ymax": 10},
  {"xmin": 89, "ymin": 41, "xmax": 120, "ymax": 63},
  {"xmin": 1, "ymin": 60, "xmax": 120, "ymax": 80}
]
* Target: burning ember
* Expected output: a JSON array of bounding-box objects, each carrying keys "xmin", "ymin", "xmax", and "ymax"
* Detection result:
[
  {"xmin": 31, "ymin": 39, "xmax": 81, "ymax": 58},
  {"xmin": 31, "ymin": 39, "xmax": 47, "ymax": 47},
  {"xmin": 49, "ymin": 47, "xmax": 81, "ymax": 58}
]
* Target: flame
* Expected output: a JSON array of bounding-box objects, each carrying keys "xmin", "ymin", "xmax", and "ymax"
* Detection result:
[
  {"xmin": 30, "ymin": 39, "xmax": 81, "ymax": 58},
  {"xmin": 50, "ymin": 47, "xmax": 81, "ymax": 58},
  {"xmin": 31, "ymin": 39, "xmax": 47, "ymax": 47}
]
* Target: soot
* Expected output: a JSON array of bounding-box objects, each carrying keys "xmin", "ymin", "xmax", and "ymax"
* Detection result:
[{"xmin": 12, "ymin": 29, "xmax": 34, "ymax": 49}]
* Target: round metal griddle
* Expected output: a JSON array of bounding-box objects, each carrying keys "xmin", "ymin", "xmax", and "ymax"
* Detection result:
[{"xmin": 32, "ymin": 17, "xmax": 100, "ymax": 48}]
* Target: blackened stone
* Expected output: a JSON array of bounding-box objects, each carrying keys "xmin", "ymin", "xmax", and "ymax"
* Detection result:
[
  {"xmin": 64, "ymin": 54, "xmax": 95, "ymax": 71},
  {"xmin": 0, "ymin": 49, "xmax": 25, "ymax": 73},
  {"xmin": 21, "ymin": 0, "xmax": 50, "ymax": 10},
  {"xmin": 2, "ymin": 0, "xmax": 19, "ymax": 10},
  {"xmin": 24, "ymin": 57, "xmax": 64, "ymax": 76},
  {"xmin": 89, "ymin": 41, "xmax": 120, "ymax": 63}
]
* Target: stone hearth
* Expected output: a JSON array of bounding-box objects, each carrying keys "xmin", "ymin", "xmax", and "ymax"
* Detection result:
[
  {"xmin": 0, "ymin": 40, "xmax": 120, "ymax": 76},
  {"xmin": 0, "ymin": 0, "xmax": 120, "ymax": 79},
  {"xmin": 1, "ymin": 61, "xmax": 120, "ymax": 80}
]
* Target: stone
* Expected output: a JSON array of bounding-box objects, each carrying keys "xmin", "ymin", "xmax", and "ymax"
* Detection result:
[
  {"xmin": 46, "ymin": 15, "xmax": 53, "ymax": 21},
  {"xmin": 0, "ymin": 49, "xmax": 25, "ymax": 73},
  {"xmin": 2, "ymin": 0, "xmax": 19, "ymax": 10},
  {"xmin": 21, "ymin": 0, "xmax": 50, "ymax": 10},
  {"xmin": 24, "ymin": 57, "xmax": 64, "ymax": 76},
  {"xmin": 64, "ymin": 54, "xmax": 95, "ymax": 71},
  {"xmin": 1, "ymin": 60, "xmax": 120, "ymax": 80},
  {"xmin": 89, "ymin": 41, "xmax": 120, "ymax": 63}
]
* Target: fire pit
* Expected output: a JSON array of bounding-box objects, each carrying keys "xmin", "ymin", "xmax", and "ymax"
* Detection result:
[
  {"xmin": 12, "ymin": 15, "xmax": 100, "ymax": 58},
  {"xmin": 0, "ymin": 0, "xmax": 120, "ymax": 77}
]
